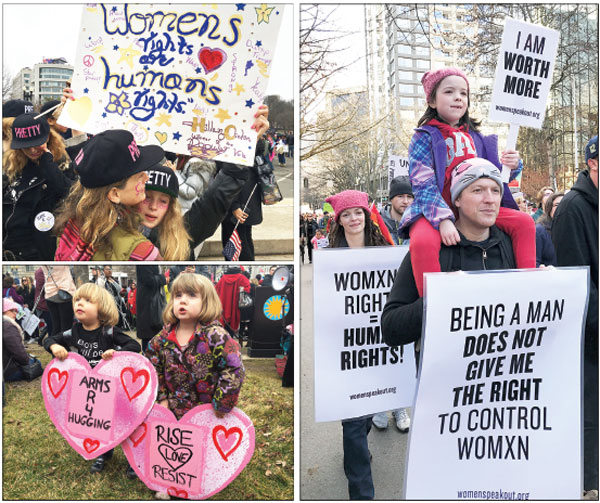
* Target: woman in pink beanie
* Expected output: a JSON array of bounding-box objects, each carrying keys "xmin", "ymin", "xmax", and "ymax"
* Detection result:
[
  {"xmin": 398, "ymin": 66, "xmax": 535, "ymax": 296},
  {"xmin": 325, "ymin": 190, "xmax": 388, "ymax": 248},
  {"xmin": 322, "ymin": 188, "xmax": 389, "ymax": 500}
]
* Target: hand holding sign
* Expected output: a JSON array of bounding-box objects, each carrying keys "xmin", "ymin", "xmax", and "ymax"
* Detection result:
[
  {"xmin": 41, "ymin": 352, "xmax": 158, "ymax": 460},
  {"xmin": 122, "ymin": 404, "xmax": 255, "ymax": 500}
]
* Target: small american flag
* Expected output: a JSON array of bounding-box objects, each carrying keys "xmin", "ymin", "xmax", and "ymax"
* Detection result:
[{"xmin": 223, "ymin": 229, "xmax": 242, "ymax": 261}]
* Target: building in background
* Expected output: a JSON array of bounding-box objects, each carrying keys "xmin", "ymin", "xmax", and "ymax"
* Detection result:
[
  {"xmin": 364, "ymin": 4, "xmax": 598, "ymax": 198},
  {"xmin": 10, "ymin": 57, "xmax": 73, "ymax": 105}
]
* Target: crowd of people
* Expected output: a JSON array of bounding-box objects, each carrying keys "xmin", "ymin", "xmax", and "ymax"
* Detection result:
[
  {"xmin": 2, "ymin": 90, "xmax": 272, "ymax": 261},
  {"xmin": 305, "ymin": 66, "xmax": 597, "ymax": 500}
]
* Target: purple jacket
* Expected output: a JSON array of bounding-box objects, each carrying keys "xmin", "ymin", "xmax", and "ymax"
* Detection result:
[{"xmin": 420, "ymin": 125, "xmax": 518, "ymax": 210}]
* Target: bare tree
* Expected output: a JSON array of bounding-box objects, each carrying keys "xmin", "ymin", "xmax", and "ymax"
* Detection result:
[
  {"xmin": 3, "ymin": 67, "xmax": 14, "ymax": 101},
  {"xmin": 300, "ymin": 4, "xmax": 388, "ymax": 162}
]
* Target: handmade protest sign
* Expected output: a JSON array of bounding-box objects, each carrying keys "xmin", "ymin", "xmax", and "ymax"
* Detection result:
[
  {"xmin": 122, "ymin": 403, "xmax": 255, "ymax": 500},
  {"xmin": 405, "ymin": 268, "xmax": 589, "ymax": 500},
  {"xmin": 488, "ymin": 18, "xmax": 560, "ymax": 182},
  {"xmin": 58, "ymin": 3, "xmax": 285, "ymax": 166},
  {"xmin": 41, "ymin": 352, "xmax": 158, "ymax": 460},
  {"xmin": 388, "ymin": 155, "xmax": 409, "ymax": 182},
  {"xmin": 313, "ymin": 246, "xmax": 417, "ymax": 422}
]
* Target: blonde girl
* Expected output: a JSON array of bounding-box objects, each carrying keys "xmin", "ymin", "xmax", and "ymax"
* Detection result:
[
  {"xmin": 146, "ymin": 273, "xmax": 245, "ymax": 421},
  {"xmin": 54, "ymin": 129, "xmax": 164, "ymax": 261}
]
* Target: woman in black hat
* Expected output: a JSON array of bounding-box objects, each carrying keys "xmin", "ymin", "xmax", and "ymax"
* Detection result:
[{"xmin": 2, "ymin": 113, "xmax": 74, "ymax": 260}]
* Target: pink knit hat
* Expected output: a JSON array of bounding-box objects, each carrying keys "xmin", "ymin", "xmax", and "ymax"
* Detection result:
[
  {"xmin": 325, "ymin": 190, "xmax": 370, "ymax": 221},
  {"xmin": 421, "ymin": 67, "xmax": 470, "ymax": 103},
  {"xmin": 3, "ymin": 298, "xmax": 21, "ymax": 313}
]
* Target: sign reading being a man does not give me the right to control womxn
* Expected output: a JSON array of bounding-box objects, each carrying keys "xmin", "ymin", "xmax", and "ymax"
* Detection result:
[{"xmin": 405, "ymin": 267, "xmax": 589, "ymax": 500}]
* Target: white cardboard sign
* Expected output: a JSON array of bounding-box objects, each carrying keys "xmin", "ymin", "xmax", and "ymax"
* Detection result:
[
  {"xmin": 58, "ymin": 3, "xmax": 285, "ymax": 166},
  {"xmin": 405, "ymin": 268, "xmax": 588, "ymax": 500},
  {"xmin": 489, "ymin": 17, "xmax": 560, "ymax": 129},
  {"xmin": 313, "ymin": 246, "xmax": 417, "ymax": 422},
  {"xmin": 388, "ymin": 155, "xmax": 409, "ymax": 182}
]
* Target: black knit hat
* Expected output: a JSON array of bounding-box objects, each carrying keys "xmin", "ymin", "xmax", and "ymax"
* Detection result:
[
  {"xmin": 389, "ymin": 176, "xmax": 413, "ymax": 200},
  {"xmin": 73, "ymin": 129, "xmax": 164, "ymax": 188},
  {"xmin": 10, "ymin": 113, "xmax": 50, "ymax": 149},
  {"xmin": 3, "ymin": 99, "xmax": 34, "ymax": 118},
  {"xmin": 146, "ymin": 164, "xmax": 179, "ymax": 198}
]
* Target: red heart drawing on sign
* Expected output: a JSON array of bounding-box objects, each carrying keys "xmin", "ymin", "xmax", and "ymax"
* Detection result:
[
  {"xmin": 122, "ymin": 404, "xmax": 254, "ymax": 500},
  {"xmin": 213, "ymin": 426, "xmax": 243, "ymax": 462},
  {"xmin": 167, "ymin": 487, "xmax": 189, "ymax": 499},
  {"xmin": 48, "ymin": 368, "xmax": 68, "ymax": 398},
  {"xmin": 130, "ymin": 423, "xmax": 147, "ymax": 448},
  {"xmin": 121, "ymin": 367, "xmax": 149, "ymax": 401},
  {"xmin": 198, "ymin": 47, "xmax": 227, "ymax": 74},
  {"xmin": 84, "ymin": 438, "xmax": 100, "ymax": 453}
]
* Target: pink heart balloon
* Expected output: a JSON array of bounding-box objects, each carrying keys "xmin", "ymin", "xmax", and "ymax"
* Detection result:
[
  {"xmin": 41, "ymin": 352, "xmax": 158, "ymax": 460},
  {"xmin": 122, "ymin": 404, "xmax": 255, "ymax": 500}
]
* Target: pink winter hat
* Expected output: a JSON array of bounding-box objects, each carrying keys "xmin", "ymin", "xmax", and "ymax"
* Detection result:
[
  {"xmin": 3, "ymin": 298, "xmax": 21, "ymax": 313},
  {"xmin": 421, "ymin": 67, "xmax": 470, "ymax": 102},
  {"xmin": 325, "ymin": 190, "xmax": 370, "ymax": 221}
]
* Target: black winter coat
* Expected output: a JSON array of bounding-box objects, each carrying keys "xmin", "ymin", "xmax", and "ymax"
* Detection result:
[
  {"xmin": 551, "ymin": 169, "xmax": 598, "ymax": 364},
  {"xmin": 3, "ymin": 153, "xmax": 73, "ymax": 260},
  {"xmin": 381, "ymin": 226, "xmax": 516, "ymax": 347},
  {"xmin": 136, "ymin": 266, "xmax": 168, "ymax": 341}
]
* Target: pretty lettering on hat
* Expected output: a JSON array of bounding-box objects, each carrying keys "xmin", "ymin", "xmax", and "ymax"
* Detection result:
[
  {"xmin": 147, "ymin": 170, "xmax": 171, "ymax": 186},
  {"xmin": 128, "ymin": 140, "xmax": 141, "ymax": 162},
  {"xmin": 75, "ymin": 149, "xmax": 85, "ymax": 165},
  {"xmin": 14, "ymin": 124, "xmax": 41, "ymax": 139}
]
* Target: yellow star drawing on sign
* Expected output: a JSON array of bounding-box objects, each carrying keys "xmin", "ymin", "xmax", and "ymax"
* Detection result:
[
  {"xmin": 255, "ymin": 4, "xmax": 275, "ymax": 24},
  {"xmin": 155, "ymin": 112, "xmax": 172, "ymax": 127},
  {"xmin": 214, "ymin": 108, "xmax": 232, "ymax": 123},
  {"xmin": 232, "ymin": 83, "xmax": 246, "ymax": 96},
  {"xmin": 117, "ymin": 43, "xmax": 142, "ymax": 69}
]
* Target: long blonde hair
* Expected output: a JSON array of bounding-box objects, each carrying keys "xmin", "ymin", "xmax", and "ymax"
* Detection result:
[
  {"xmin": 153, "ymin": 196, "xmax": 191, "ymax": 260},
  {"xmin": 3, "ymin": 128, "xmax": 67, "ymax": 183},
  {"xmin": 163, "ymin": 273, "xmax": 222, "ymax": 326},
  {"xmin": 53, "ymin": 180, "xmax": 142, "ymax": 250}
]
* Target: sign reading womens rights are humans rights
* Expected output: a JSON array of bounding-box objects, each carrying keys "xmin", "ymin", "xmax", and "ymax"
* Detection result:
[
  {"xmin": 58, "ymin": 4, "xmax": 284, "ymax": 166},
  {"xmin": 405, "ymin": 268, "xmax": 589, "ymax": 500},
  {"xmin": 489, "ymin": 18, "xmax": 559, "ymax": 128},
  {"xmin": 313, "ymin": 246, "xmax": 417, "ymax": 422}
]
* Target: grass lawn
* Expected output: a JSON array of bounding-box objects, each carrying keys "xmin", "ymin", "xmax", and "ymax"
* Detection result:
[{"xmin": 3, "ymin": 338, "xmax": 293, "ymax": 500}]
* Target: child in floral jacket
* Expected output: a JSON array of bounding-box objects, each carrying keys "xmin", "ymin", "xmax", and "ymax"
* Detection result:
[{"xmin": 145, "ymin": 272, "xmax": 245, "ymax": 420}]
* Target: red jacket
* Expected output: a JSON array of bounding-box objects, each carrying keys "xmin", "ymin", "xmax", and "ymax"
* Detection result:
[{"xmin": 215, "ymin": 271, "xmax": 250, "ymax": 332}]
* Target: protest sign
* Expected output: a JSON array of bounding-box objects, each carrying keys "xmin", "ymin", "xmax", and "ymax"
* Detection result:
[
  {"xmin": 405, "ymin": 268, "xmax": 589, "ymax": 500},
  {"xmin": 489, "ymin": 18, "xmax": 560, "ymax": 183},
  {"xmin": 313, "ymin": 246, "xmax": 417, "ymax": 422},
  {"xmin": 489, "ymin": 18, "xmax": 559, "ymax": 129},
  {"xmin": 41, "ymin": 352, "xmax": 158, "ymax": 460},
  {"xmin": 122, "ymin": 403, "xmax": 255, "ymax": 500},
  {"xmin": 58, "ymin": 3, "xmax": 285, "ymax": 166},
  {"xmin": 388, "ymin": 155, "xmax": 409, "ymax": 182}
]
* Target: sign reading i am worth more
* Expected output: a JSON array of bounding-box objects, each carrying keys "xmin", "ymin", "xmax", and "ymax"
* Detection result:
[
  {"xmin": 405, "ymin": 268, "xmax": 589, "ymax": 500},
  {"xmin": 489, "ymin": 18, "xmax": 560, "ymax": 129},
  {"xmin": 313, "ymin": 246, "xmax": 416, "ymax": 422},
  {"xmin": 58, "ymin": 4, "xmax": 285, "ymax": 166}
]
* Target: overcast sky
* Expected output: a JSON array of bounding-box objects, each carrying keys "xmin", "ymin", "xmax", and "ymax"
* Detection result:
[{"xmin": 2, "ymin": 3, "xmax": 293, "ymax": 100}]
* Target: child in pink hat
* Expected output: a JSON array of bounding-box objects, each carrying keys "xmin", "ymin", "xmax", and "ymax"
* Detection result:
[{"xmin": 398, "ymin": 66, "xmax": 535, "ymax": 296}]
